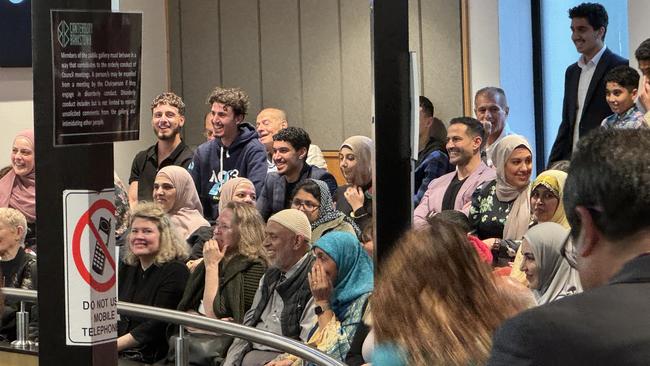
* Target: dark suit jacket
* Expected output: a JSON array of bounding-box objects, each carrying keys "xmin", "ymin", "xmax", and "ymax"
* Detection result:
[
  {"xmin": 487, "ymin": 254, "xmax": 650, "ymax": 366},
  {"xmin": 548, "ymin": 48, "xmax": 628, "ymax": 164}
]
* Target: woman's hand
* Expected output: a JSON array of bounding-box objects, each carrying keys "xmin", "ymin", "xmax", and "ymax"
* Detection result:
[
  {"xmin": 265, "ymin": 359, "xmax": 294, "ymax": 366},
  {"xmin": 186, "ymin": 258, "xmax": 204, "ymax": 272},
  {"xmin": 308, "ymin": 262, "xmax": 333, "ymax": 303},
  {"xmin": 203, "ymin": 239, "xmax": 228, "ymax": 267},
  {"xmin": 345, "ymin": 185, "xmax": 365, "ymax": 211}
]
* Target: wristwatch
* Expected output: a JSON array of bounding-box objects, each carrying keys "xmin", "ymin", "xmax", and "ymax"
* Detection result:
[{"xmin": 314, "ymin": 303, "xmax": 329, "ymax": 315}]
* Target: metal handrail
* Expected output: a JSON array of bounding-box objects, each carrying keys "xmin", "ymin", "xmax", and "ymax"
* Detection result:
[{"xmin": 1, "ymin": 288, "xmax": 345, "ymax": 366}]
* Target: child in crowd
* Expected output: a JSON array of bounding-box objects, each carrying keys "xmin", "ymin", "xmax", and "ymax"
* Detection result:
[{"xmin": 601, "ymin": 65, "xmax": 647, "ymax": 129}]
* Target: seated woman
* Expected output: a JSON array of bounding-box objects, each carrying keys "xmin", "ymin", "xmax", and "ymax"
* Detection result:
[
  {"xmin": 218, "ymin": 177, "xmax": 257, "ymax": 212},
  {"xmin": 172, "ymin": 202, "xmax": 267, "ymax": 363},
  {"xmin": 468, "ymin": 135, "xmax": 533, "ymax": 267},
  {"xmin": 292, "ymin": 179, "xmax": 360, "ymax": 242},
  {"xmin": 371, "ymin": 217, "xmax": 532, "ymax": 366},
  {"xmin": 0, "ymin": 208, "xmax": 37, "ymax": 342},
  {"xmin": 510, "ymin": 169, "xmax": 570, "ymax": 283},
  {"xmin": 0, "ymin": 130, "xmax": 36, "ymax": 249},
  {"xmin": 268, "ymin": 231, "xmax": 373, "ymax": 366},
  {"xmin": 154, "ymin": 166, "xmax": 211, "ymax": 260},
  {"xmin": 117, "ymin": 202, "xmax": 190, "ymax": 364},
  {"xmin": 335, "ymin": 136, "xmax": 373, "ymax": 230},
  {"xmin": 519, "ymin": 222, "xmax": 582, "ymax": 305}
]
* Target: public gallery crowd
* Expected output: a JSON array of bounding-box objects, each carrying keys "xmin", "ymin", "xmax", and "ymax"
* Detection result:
[{"xmin": 1, "ymin": 3, "xmax": 650, "ymax": 365}]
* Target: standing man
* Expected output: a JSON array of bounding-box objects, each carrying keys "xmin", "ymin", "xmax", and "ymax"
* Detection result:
[
  {"xmin": 488, "ymin": 129, "xmax": 650, "ymax": 365},
  {"xmin": 189, "ymin": 87, "xmax": 267, "ymax": 221},
  {"xmin": 255, "ymin": 108, "xmax": 327, "ymax": 171},
  {"xmin": 548, "ymin": 2, "xmax": 627, "ymax": 165},
  {"xmin": 257, "ymin": 127, "xmax": 337, "ymax": 220},
  {"xmin": 413, "ymin": 117, "xmax": 495, "ymax": 226},
  {"xmin": 414, "ymin": 96, "xmax": 452, "ymax": 206},
  {"xmin": 473, "ymin": 87, "xmax": 512, "ymax": 166},
  {"xmin": 128, "ymin": 92, "xmax": 193, "ymax": 207}
]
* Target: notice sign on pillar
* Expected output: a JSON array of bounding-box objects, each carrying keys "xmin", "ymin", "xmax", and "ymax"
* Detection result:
[
  {"xmin": 63, "ymin": 189, "xmax": 118, "ymax": 345},
  {"xmin": 51, "ymin": 10, "xmax": 142, "ymax": 145}
]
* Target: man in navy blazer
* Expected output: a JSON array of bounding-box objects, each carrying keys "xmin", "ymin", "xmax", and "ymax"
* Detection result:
[
  {"xmin": 548, "ymin": 3, "xmax": 627, "ymax": 165},
  {"xmin": 488, "ymin": 129, "xmax": 650, "ymax": 365}
]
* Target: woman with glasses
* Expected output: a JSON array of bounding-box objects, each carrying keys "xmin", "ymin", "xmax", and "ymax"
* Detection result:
[
  {"xmin": 292, "ymin": 179, "xmax": 360, "ymax": 242},
  {"xmin": 153, "ymin": 166, "xmax": 212, "ymax": 262},
  {"xmin": 519, "ymin": 222, "xmax": 581, "ymax": 305},
  {"xmin": 335, "ymin": 136, "xmax": 373, "ymax": 230},
  {"xmin": 510, "ymin": 169, "xmax": 570, "ymax": 283},
  {"xmin": 168, "ymin": 202, "xmax": 267, "ymax": 365}
]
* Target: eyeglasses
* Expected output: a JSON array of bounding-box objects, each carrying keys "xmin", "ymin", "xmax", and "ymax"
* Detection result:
[
  {"xmin": 291, "ymin": 199, "xmax": 320, "ymax": 212},
  {"xmin": 560, "ymin": 233, "xmax": 578, "ymax": 269}
]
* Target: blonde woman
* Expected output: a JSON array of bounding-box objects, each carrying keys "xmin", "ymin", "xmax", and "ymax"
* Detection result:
[{"xmin": 117, "ymin": 202, "xmax": 189, "ymax": 364}]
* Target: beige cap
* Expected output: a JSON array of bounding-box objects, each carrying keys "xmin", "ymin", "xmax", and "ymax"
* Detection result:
[{"xmin": 268, "ymin": 209, "xmax": 312, "ymax": 242}]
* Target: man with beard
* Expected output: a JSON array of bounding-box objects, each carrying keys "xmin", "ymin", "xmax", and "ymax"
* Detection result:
[
  {"xmin": 256, "ymin": 127, "xmax": 336, "ymax": 221},
  {"xmin": 413, "ymin": 117, "xmax": 495, "ymax": 226},
  {"xmin": 128, "ymin": 92, "xmax": 193, "ymax": 206}
]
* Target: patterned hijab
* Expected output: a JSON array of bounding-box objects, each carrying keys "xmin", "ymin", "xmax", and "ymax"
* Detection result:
[
  {"xmin": 492, "ymin": 134, "xmax": 533, "ymax": 240},
  {"xmin": 313, "ymin": 231, "xmax": 374, "ymax": 318},
  {"xmin": 340, "ymin": 136, "xmax": 373, "ymax": 187},
  {"xmin": 156, "ymin": 166, "xmax": 210, "ymax": 240},
  {"xmin": 218, "ymin": 177, "xmax": 255, "ymax": 213},
  {"xmin": 531, "ymin": 170, "xmax": 569, "ymax": 229},
  {"xmin": 308, "ymin": 179, "xmax": 361, "ymax": 237},
  {"xmin": 524, "ymin": 222, "xmax": 582, "ymax": 305},
  {"xmin": 0, "ymin": 130, "xmax": 36, "ymax": 222}
]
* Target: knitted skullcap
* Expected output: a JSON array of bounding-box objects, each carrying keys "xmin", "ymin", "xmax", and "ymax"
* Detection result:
[{"xmin": 268, "ymin": 209, "xmax": 312, "ymax": 242}]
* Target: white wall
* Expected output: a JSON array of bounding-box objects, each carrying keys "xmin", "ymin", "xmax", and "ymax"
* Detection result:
[
  {"xmin": 628, "ymin": 0, "xmax": 650, "ymax": 67},
  {"xmin": 468, "ymin": 0, "xmax": 500, "ymax": 104},
  {"xmin": 0, "ymin": 68, "xmax": 33, "ymax": 168}
]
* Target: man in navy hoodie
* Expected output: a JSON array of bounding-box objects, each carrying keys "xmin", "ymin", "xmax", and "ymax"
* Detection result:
[
  {"xmin": 189, "ymin": 87, "xmax": 267, "ymax": 221},
  {"xmin": 257, "ymin": 127, "xmax": 337, "ymax": 221}
]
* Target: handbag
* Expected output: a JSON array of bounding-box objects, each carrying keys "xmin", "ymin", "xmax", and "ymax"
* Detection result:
[{"xmin": 165, "ymin": 331, "xmax": 234, "ymax": 366}]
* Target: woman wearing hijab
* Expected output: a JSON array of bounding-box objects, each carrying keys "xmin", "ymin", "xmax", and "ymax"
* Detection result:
[
  {"xmin": 335, "ymin": 136, "xmax": 373, "ymax": 229},
  {"xmin": 218, "ymin": 177, "xmax": 257, "ymax": 213},
  {"xmin": 510, "ymin": 169, "xmax": 570, "ymax": 283},
  {"xmin": 154, "ymin": 166, "xmax": 211, "ymax": 259},
  {"xmin": 469, "ymin": 135, "xmax": 533, "ymax": 267},
  {"xmin": 0, "ymin": 130, "xmax": 36, "ymax": 249},
  {"xmin": 292, "ymin": 179, "xmax": 360, "ymax": 242},
  {"xmin": 519, "ymin": 222, "xmax": 582, "ymax": 305},
  {"xmin": 267, "ymin": 231, "xmax": 373, "ymax": 366}
]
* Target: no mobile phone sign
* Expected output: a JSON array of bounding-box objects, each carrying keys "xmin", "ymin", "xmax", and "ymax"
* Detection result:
[{"xmin": 63, "ymin": 189, "xmax": 117, "ymax": 345}]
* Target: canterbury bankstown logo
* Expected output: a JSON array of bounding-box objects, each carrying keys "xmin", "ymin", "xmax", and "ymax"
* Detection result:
[
  {"xmin": 57, "ymin": 21, "xmax": 92, "ymax": 48},
  {"xmin": 57, "ymin": 21, "xmax": 70, "ymax": 47}
]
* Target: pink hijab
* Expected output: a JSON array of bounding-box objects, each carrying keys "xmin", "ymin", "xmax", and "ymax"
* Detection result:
[
  {"xmin": 156, "ymin": 166, "xmax": 210, "ymax": 239},
  {"xmin": 0, "ymin": 130, "xmax": 36, "ymax": 222}
]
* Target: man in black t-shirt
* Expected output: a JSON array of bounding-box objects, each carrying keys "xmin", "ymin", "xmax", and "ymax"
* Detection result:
[{"xmin": 128, "ymin": 92, "xmax": 193, "ymax": 206}]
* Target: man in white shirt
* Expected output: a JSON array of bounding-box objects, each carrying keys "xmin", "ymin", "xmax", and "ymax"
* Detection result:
[
  {"xmin": 255, "ymin": 108, "xmax": 327, "ymax": 172},
  {"xmin": 548, "ymin": 2, "xmax": 627, "ymax": 165}
]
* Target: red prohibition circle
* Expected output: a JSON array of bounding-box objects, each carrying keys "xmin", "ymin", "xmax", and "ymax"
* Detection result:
[{"xmin": 72, "ymin": 199, "xmax": 117, "ymax": 293}]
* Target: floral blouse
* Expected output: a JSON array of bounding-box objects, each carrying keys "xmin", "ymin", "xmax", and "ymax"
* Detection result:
[{"xmin": 468, "ymin": 180, "xmax": 514, "ymax": 240}]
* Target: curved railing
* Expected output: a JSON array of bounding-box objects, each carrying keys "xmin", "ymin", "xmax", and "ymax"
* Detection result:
[{"xmin": 1, "ymin": 287, "xmax": 345, "ymax": 366}]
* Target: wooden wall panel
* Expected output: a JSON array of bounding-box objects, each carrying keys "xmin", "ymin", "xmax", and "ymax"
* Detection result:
[
  {"xmin": 179, "ymin": 0, "xmax": 222, "ymax": 146},
  {"xmin": 340, "ymin": 0, "xmax": 372, "ymax": 140},
  {"xmin": 220, "ymin": 0, "xmax": 262, "ymax": 121},
  {"xmin": 299, "ymin": 0, "xmax": 344, "ymax": 149},
  {"xmin": 259, "ymin": 0, "xmax": 303, "ymax": 128}
]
